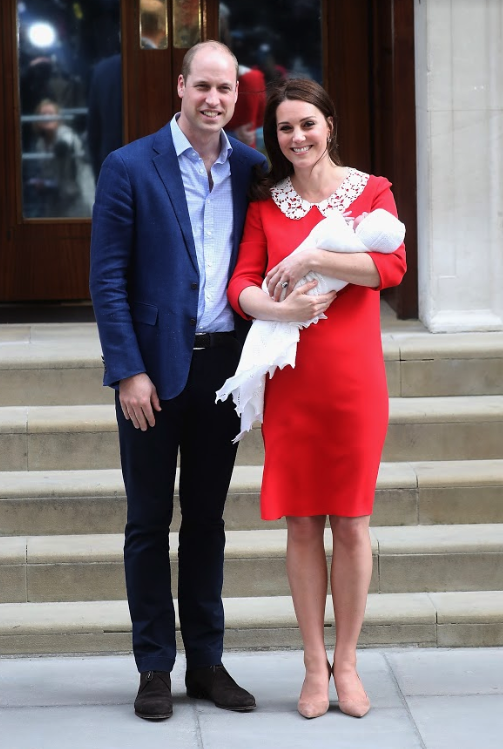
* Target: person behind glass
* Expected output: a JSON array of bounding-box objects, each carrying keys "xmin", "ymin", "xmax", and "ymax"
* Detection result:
[
  {"xmin": 228, "ymin": 79, "xmax": 406, "ymax": 720},
  {"xmin": 90, "ymin": 40, "xmax": 265, "ymax": 721},
  {"xmin": 139, "ymin": 0, "xmax": 167, "ymax": 48},
  {"xmin": 225, "ymin": 64, "xmax": 266, "ymax": 148},
  {"xmin": 27, "ymin": 98, "xmax": 92, "ymax": 217}
]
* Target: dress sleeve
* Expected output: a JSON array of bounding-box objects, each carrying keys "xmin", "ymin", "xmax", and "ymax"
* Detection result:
[
  {"xmin": 366, "ymin": 177, "xmax": 407, "ymax": 291},
  {"xmin": 228, "ymin": 201, "xmax": 268, "ymax": 319}
]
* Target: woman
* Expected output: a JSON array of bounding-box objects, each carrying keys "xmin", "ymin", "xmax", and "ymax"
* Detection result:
[{"xmin": 227, "ymin": 79, "xmax": 406, "ymax": 719}]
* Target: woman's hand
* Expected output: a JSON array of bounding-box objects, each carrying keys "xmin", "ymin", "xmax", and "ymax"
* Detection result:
[
  {"xmin": 265, "ymin": 249, "xmax": 317, "ymax": 300},
  {"xmin": 277, "ymin": 279, "xmax": 337, "ymax": 323}
]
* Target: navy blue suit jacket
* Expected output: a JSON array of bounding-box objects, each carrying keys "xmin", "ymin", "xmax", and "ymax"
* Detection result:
[{"xmin": 89, "ymin": 123, "xmax": 265, "ymax": 401}]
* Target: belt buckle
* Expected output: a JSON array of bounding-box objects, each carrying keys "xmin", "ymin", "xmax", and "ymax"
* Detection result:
[{"xmin": 194, "ymin": 332, "xmax": 207, "ymax": 351}]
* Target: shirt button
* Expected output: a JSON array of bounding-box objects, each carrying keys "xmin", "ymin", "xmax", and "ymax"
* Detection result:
[
  {"xmin": 191, "ymin": 282, "xmax": 198, "ymax": 290},
  {"xmin": 189, "ymin": 317, "xmax": 197, "ymax": 326}
]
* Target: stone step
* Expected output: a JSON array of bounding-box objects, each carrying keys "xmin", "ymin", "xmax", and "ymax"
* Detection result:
[
  {"xmin": 1, "ymin": 590, "xmax": 503, "ymax": 655},
  {"xmin": 2, "ymin": 324, "xmax": 503, "ymax": 405},
  {"xmin": 1, "ymin": 460, "xmax": 503, "ymax": 536},
  {"xmin": 0, "ymin": 323, "xmax": 110, "ymax": 407},
  {"xmin": 2, "ymin": 524, "xmax": 503, "ymax": 604},
  {"xmin": 1, "ymin": 396, "xmax": 502, "ymax": 471},
  {"xmin": 384, "ymin": 330, "xmax": 503, "ymax": 397}
]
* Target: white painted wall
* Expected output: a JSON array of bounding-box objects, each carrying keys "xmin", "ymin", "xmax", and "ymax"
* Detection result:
[{"xmin": 414, "ymin": 0, "xmax": 503, "ymax": 331}]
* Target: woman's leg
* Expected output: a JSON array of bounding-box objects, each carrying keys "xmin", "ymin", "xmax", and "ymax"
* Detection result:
[
  {"xmin": 286, "ymin": 515, "xmax": 330, "ymax": 717},
  {"xmin": 329, "ymin": 514, "xmax": 372, "ymax": 717}
]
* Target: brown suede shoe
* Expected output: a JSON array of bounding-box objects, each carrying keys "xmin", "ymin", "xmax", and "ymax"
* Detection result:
[
  {"xmin": 185, "ymin": 664, "xmax": 256, "ymax": 711},
  {"xmin": 134, "ymin": 671, "xmax": 173, "ymax": 720}
]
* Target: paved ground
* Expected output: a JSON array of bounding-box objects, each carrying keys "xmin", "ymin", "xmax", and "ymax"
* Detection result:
[{"xmin": 1, "ymin": 648, "xmax": 503, "ymax": 748}]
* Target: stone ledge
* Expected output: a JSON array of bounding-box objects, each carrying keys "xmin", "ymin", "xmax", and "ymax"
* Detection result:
[
  {"xmin": 4, "ymin": 522, "xmax": 503, "ymax": 566},
  {"xmin": 0, "ymin": 592, "xmax": 437, "ymax": 636},
  {"xmin": 18, "ymin": 530, "xmax": 378, "ymax": 564},
  {"xmin": 1, "ymin": 396, "xmax": 501, "ymax": 437},
  {"xmin": 429, "ymin": 591, "xmax": 503, "ymax": 624},
  {"xmin": 394, "ymin": 332, "xmax": 503, "ymax": 360},
  {"xmin": 374, "ymin": 523, "xmax": 503, "ymax": 554},
  {"xmin": 389, "ymin": 395, "xmax": 503, "ymax": 424}
]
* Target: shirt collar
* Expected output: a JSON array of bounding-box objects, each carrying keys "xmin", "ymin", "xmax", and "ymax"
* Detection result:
[{"xmin": 170, "ymin": 114, "xmax": 233, "ymax": 163}]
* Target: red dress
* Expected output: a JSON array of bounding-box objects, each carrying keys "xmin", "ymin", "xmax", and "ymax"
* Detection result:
[{"xmin": 228, "ymin": 169, "xmax": 407, "ymax": 520}]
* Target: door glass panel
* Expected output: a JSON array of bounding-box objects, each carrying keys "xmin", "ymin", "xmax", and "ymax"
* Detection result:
[
  {"xmin": 173, "ymin": 0, "xmax": 201, "ymax": 49},
  {"xmin": 140, "ymin": 0, "xmax": 168, "ymax": 49},
  {"xmin": 219, "ymin": 0, "xmax": 322, "ymax": 151},
  {"xmin": 18, "ymin": 0, "xmax": 122, "ymax": 219}
]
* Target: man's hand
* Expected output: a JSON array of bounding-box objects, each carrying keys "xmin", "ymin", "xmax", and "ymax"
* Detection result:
[{"xmin": 119, "ymin": 373, "xmax": 162, "ymax": 431}]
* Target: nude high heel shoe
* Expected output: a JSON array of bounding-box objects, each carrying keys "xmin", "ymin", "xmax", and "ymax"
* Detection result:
[
  {"xmin": 334, "ymin": 671, "xmax": 370, "ymax": 718},
  {"xmin": 297, "ymin": 661, "xmax": 332, "ymax": 719}
]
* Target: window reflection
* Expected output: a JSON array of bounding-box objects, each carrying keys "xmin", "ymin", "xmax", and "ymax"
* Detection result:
[
  {"xmin": 140, "ymin": 0, "xmax": 168, "ymax": 49},
  {"xmin": 18, "ymin": 0, "xmax": 122, "ymax": 218},
  {"xmin": 220, "ymin": 0, "xmax": 322, "ymax": 151}
]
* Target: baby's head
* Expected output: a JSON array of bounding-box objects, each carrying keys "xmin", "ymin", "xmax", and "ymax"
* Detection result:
[{"xmin": 355, "ymin": 209, "xmax": 405, "ymax": 252}]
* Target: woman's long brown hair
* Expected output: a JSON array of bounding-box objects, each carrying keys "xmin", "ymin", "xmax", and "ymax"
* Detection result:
[{"xmin": 250, "ymin": 78, "xmax": 342, "ymax": 201}]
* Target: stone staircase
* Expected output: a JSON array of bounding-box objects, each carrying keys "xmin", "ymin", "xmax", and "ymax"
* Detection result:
[{"xmin": 1, "ymin": 305, "xmax": 503, "ymax": 656}]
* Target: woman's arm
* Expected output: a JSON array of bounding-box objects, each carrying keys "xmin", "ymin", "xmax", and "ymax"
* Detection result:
[
  {"xmin": 239, "ymin": 280, "xmax": 337, "ymax": 323},
  {"xmin": 266, "ymin": 178, "xmax": 406, "ymax": 299},
  {"xmin": 265, "ymin": 247, "xmax": 379, "ymax": 300}
]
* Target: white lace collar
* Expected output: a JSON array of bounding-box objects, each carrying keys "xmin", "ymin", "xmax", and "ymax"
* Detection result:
[{"xmin": 271, "ymin": 167, "xmax": 369, "ymax": 220}]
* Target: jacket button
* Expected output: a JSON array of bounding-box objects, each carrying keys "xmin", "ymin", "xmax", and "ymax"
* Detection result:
[
  {"xmin": 189, "ymin": 318, "xmax": 197, "ymax": 326},
  {"xmin": 191, "ymin": 282, "xmax": 198, "ymax": 290}
]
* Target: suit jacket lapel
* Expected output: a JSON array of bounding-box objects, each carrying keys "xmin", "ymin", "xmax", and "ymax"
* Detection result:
[
  {"xmin": 152, "ymin": 125, "xmax": 199, "ymax": 274},
  {"xmin": 229, "ymin": 150, "xmax": 250, "ymax": 277}
]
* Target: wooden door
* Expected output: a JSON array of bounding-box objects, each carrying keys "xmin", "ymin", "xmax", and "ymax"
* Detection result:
[
  {"xmin": 327, "ymin": 0, "xmax": 418, "ymax": 318},
  {"xmin": 0, "ymin": 0, "xmax": 417, "ymax": 315},
  {"xmin": 0, "ymin": 0, "xmax": 204, "ymax": 302}
]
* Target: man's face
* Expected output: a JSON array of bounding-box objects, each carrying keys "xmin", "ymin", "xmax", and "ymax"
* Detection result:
[{"xmin": 177, "ymin": 47, "xmax": 238, "ymax": 140}]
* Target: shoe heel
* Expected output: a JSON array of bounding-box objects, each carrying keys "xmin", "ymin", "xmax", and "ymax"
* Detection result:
[{"xmin": 186, "ymin": 687, "xmax": 205, "ymax": 699}]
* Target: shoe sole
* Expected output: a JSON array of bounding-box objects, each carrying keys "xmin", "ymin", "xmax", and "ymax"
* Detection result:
[
  {"xmin": 186, "ymin": 690, "xmax": 256, "ymax": 712},
  {"xmin": 135, "ymin": 710, "xmax": 173, "ymax": 720}
]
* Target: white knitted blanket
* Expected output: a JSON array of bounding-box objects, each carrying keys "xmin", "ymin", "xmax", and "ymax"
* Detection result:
[{"xmin": 216, "ymin": 208, "xmax": 405, "ymax": 442}]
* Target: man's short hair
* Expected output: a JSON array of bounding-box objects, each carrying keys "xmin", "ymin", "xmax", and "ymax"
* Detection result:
[{"xmin": 181, "ymin": 40, "xmax": 239, "ymax": 81}]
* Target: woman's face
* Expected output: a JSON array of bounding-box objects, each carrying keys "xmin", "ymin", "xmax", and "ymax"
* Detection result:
[{"xmin": 276, "ymin": 99, "xmax": 332, "ymax": 171}]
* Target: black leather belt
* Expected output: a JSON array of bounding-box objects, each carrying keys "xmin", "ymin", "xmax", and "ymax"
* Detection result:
[{"xmin": 193, "ymin": 331, "xmax": 236, "ymax": 350}]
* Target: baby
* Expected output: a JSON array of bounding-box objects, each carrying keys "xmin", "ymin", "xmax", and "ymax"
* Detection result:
[{"xmin": 216, "ymin": 208, "xmax": 405, "ymax": 441}]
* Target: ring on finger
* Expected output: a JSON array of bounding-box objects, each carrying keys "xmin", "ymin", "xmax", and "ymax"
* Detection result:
[{"xmin": 280, "ymin": 281, "xmax": 289, "ymax": 289}]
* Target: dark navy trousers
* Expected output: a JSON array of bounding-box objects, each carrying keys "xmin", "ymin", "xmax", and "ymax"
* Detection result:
[{"xmin": 116, "ymin": 343, "xmax": 241, "ymax": 673}]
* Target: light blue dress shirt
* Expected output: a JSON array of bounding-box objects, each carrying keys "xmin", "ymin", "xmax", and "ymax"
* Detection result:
[{"xmin": 170, "ymin": 115, "xmax": 235, "ymax": 333}]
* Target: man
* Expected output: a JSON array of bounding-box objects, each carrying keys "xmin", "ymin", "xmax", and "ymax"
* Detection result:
[{"xmin": 90, "ymin": 40, "xmax": 265, "ymax": 720}]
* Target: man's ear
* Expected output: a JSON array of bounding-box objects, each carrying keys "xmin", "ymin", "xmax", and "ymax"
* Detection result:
[
  {"xmin": 234, "ymin": 79, "xmax": 239, "ymax": 103},
  {"xmin": 177, "ymin": 74, "xmax": 185, "ymax": 99}
]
